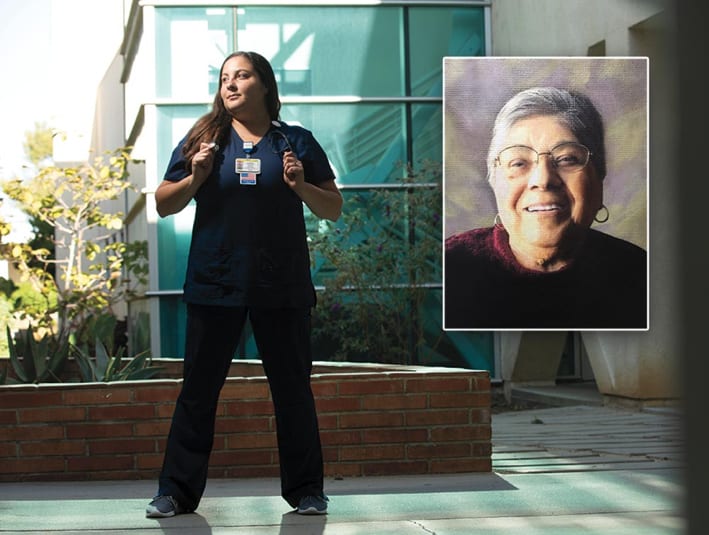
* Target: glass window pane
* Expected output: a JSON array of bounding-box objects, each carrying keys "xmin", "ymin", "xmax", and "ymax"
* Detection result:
[
  {"xmin": 309, "ymin": 183, "xmax": 441, "ymax": 285},
  {"xmin": 159, "ymin": 295, "xmax": 186, "ymax": 358},
  {"xmin": 280, "ymin": 104, "xmax": 407, "ymax": 185},
  {"xmin": 408, "ymin": 8, "xmax": 486, "ymax": 97},
  {"xmin": 155, "ymin": 7, "xmax": 234, "ymax": 99},
  {"xmin": 419, "ymin": 289, "xmax": 495, "ymax": 369},
  {"xmin": 310, "ymin": 285, "xmax": 495, "ymax": 369},
  {"xmin": 237, "ymin": 7, "xmax": 404, "ymax": 96},
  {"xmin": 412, "ymin": 103, "xmax": 443, "ymax": 168}
]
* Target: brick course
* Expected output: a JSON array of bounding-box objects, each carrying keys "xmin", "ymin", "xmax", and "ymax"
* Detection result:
[{"xmin": 0, "ymin": 361, "xmax": 491, "ymax": 482}]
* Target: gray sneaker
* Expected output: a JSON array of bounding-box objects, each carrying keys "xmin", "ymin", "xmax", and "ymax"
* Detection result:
[
  {"xmin": 145, "ymin": 495, "xmax": 183, "ymax": 518},
  {"xmin": 296, "ymin": 495, "xmax": 328, "ymax": 515}
]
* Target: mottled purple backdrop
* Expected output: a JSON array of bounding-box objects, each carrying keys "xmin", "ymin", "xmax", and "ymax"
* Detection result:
[{"xmin": 443, "ymin": 57, "xmax": 648, "ymax": 250}]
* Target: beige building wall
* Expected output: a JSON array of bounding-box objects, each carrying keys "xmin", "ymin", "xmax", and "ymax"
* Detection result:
[{"xmin": 489, "ymin": 0, "xmax": 679, "ymax": 404}]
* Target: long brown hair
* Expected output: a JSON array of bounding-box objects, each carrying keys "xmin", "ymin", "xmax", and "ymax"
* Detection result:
[{"xmin": 181, "ymin": 51, "xmax": 282, "ymax": 168}]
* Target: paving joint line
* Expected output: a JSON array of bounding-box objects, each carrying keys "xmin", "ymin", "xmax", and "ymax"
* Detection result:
[{"xmin": 410, "ymin": 520, "xmax": 437, "ymax": 535}]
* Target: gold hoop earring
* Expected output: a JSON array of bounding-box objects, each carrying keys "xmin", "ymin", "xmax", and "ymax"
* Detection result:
[
  {"xmin": 493, "ymin": 213, "xmax": 504, "ymax": 228},
  {"xmin": 594, "ymin": 205, "xmax": 609, "ymax": 223}
]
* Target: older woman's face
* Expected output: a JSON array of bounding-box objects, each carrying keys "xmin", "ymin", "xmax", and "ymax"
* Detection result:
[{"xmin": 490, "ymin": 115, "xmax": 603, "ymax": 252}]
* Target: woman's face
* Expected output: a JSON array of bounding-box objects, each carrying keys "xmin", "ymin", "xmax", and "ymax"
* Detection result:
[
  {"xmin": 219, "ymin": 55, "xmax": 268, "ymax": 118},
  {"xmin": 490, "ymin": 115, "xmax": 603, "ymax": 252}
]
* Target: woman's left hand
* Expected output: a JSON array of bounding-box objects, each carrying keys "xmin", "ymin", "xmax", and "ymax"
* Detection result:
[{"xmin": 282, "ymin": 151, "xmax": 305, "ymax": 190}]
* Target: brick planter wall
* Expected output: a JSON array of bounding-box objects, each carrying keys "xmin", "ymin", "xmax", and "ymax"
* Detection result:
[{"xmin": 0, "ymin": 361, "xmax": 491, "ymax": 482}]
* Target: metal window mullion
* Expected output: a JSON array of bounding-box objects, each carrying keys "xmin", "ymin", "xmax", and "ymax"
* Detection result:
[
  {"xmin": 338, "ymin": 183, "xmax": 439, "ymax": 191},
  {"xmin": 232, "ymin": 5, "xmax": 239, "ymax": 51},
  {"xmin": 141, "ymin": 2, "xmax": 491, "ymax": 8},
  {"xmin": 314, "ymin": 283, "xmax": 443, "ymax": 292},
  {"xmin": 141, "ymin": 96, "xmax": 441, "ymax": 106}
]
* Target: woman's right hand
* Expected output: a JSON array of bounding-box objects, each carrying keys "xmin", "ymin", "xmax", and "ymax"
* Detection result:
[
  {"xmin": 191, "ymin": 142, "xmax": 216, "ymax": 184},
  {"xmin": 156, "ymin": 142, "xmax": 217, "ymax": 218}
]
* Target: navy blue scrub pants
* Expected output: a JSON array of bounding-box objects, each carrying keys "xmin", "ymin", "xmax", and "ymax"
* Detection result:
[{"xmin": 157, "ymin": 304, "xmax": 324, "ymax": 511}]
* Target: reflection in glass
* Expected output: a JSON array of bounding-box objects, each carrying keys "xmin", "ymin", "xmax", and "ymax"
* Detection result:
[
  {"xmin": 156, "ymin": 7, "xmax": 233, "ymax": 99},
  {"xmin": 239, "ymin": 6, "xmax": 404, "ymax": 97},
  {"xmin": 280, "ymin": 104, "xmax": 407, "ymax": 185}
]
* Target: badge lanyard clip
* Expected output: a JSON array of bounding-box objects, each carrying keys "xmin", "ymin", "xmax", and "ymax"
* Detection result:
[{"xmin": 237, "ymin": 141, "xmax": 259, "ymax": 185}]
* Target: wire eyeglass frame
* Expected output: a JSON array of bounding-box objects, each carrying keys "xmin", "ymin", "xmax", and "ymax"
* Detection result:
[{"xmin": 494, "ymin": 142, "xmax": 592, "ymax": 179}]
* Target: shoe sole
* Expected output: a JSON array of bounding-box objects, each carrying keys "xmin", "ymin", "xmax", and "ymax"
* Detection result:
[
  {"xmin": 297, "ymin": 507, "xmax": 327, "ymax": 515},
  {"xmin": 145, "ymin": 506, "xmax": 176, "ymax": 518}
]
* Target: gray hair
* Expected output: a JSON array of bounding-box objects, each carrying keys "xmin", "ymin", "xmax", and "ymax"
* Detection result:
[{"xmin": 486, "ymin": 87, "xmax": 606, "ymax": 181}]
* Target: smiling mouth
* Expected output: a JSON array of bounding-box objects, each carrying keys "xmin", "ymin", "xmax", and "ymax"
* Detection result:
[{"xmin": 525, "ymin": 203, "xmax": 565, "ymax": 213}]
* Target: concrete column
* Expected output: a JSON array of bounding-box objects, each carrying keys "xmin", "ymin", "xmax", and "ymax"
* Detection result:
[
  {"xmin": 499, "ymin": 331, "xmax": 567, "ymax": 400},
  {"xmin": 581, "ymin": 331, "xmax": 680, "ymax": 404}
]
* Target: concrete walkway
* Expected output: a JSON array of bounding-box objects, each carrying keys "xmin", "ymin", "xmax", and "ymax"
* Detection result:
[{"xmin": 0, "ymin": 404, "xmax": 684, "ymax": 534}]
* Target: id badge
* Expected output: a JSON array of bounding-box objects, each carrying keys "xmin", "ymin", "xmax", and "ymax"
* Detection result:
[{"xmin": 235, "ymin": 158, "xmax": 261, "ymax": 174}]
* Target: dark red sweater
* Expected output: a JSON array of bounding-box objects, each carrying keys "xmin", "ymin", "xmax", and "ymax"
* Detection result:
[{"xmin": 444, "ymin": 226, "xmax": 647, "ymax": 330}]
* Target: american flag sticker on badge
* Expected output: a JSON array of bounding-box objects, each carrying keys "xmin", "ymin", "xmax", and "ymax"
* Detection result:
[{"xmin": 240, "ymin": 172, "xmax": 257, "ymax": 185}]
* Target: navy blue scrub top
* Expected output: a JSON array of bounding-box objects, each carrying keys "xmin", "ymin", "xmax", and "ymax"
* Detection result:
[{"xmin": 163, "ymin": 122, "xmax": 336, "ymax": 308}]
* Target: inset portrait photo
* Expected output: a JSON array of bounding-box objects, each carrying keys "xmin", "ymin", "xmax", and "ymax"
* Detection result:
[{"xmin": 443, "ymin": 57, "xmax": 648, "ymax": 331}]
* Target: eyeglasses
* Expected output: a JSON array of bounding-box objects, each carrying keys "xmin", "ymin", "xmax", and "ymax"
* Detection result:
[
  {"xmin": 268, "ymin": 130, "xmax": 296, "ymax": 157},
  {"xmin": 494, "ymin": 142, "xmax": 591, "ymax": 179}
]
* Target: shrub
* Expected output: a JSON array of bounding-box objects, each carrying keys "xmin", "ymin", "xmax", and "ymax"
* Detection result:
[{"xmin": 309, "ymin": 162, "xmax": 442, "ymax": 364}]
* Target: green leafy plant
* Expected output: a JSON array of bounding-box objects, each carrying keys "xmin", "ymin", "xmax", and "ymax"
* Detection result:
[
  {"xmin": 3, "ymin": 325, "xmax": 69, "ymax": 384},
  {"xmin": 309, "ymin": 162, "xmax": 443, "ymax": 364},
  {"xmin": 0, "ymin": 147, "xmax": 148, "ymax": 346},
  {"xmin": 70, "ymin": 339, "xmax": 162, "ymax": 382},
  {"xmin": 1, "ymin": 312, "xmax": 161, "ymax": 385},
  {"xmin": 69, "ymin": 312, "xmax": 162, "ymax": 382},
  {"xmin": 0, "ymin": 290, "xmax": 13, "ymax": 359}
]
